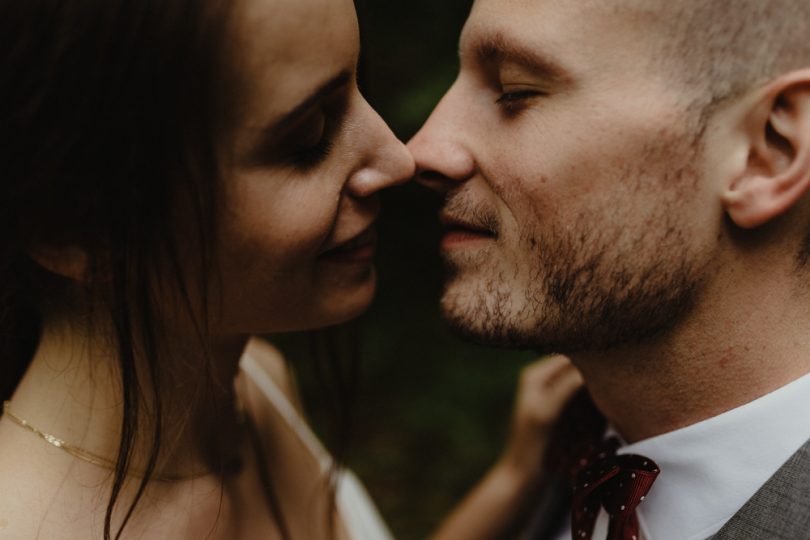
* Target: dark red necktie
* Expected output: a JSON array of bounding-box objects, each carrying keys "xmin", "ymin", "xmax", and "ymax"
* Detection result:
[{"xmin": 570, "ymin": 437, "xmax": 660, "ymax": 540}]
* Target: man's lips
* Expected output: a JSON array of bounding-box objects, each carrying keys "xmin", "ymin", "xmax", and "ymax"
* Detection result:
[
  {"xmin": 439, "ymin": 215, "xmax": 498, "ymax": 249},
  {"xmin": 319, "ymin": 226, "xmax": 377, "ymax": 262}
]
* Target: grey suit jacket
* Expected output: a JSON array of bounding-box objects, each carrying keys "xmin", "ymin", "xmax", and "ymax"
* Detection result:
[
  {"xmin": 526, "ymin": 437, "xmax": 810, "ymax": 540},
  {"xmin": 710, "ymin": 436, "xmax": 810, "ymax": 540}
]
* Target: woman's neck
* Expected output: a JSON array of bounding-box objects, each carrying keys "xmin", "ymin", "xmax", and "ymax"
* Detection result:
[{"xmin": 8, "ymin": 313, "xmax": 249, "ymax": 481}]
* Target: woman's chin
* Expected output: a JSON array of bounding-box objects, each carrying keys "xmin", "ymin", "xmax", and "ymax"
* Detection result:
[
  {"xmin": 318, "ymin": 271, "xmax": 377, "ymax": 326},
  {"xmin": 217, "ymin": 269, "xmax": 378, "ymax": 334},
  {"xmin": 265, "ymin": 269, "xmax": 377, "ymax": 332}
]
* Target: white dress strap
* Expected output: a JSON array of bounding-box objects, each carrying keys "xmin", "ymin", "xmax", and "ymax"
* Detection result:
[
  {"xmin": 240, "ymin": 351, "xmax": 394, "ymax": 540},
  {"xmin": 241, "ymin": 351, "xmax": 333, "ymax": 473}
]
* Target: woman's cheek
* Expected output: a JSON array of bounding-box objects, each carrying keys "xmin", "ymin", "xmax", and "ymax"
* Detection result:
[{"xmin": 234, "ymin": 184, "xmax": 337, "ymax": 256}]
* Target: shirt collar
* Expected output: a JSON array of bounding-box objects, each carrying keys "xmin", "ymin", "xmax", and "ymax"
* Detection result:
[{"xmin": 614, "ymin": 372, "xmax": 810, "ymax": 540}]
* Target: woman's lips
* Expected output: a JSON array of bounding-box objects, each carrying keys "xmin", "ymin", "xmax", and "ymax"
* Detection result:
[{"xmin": 319, "ymin": 227, "xmax": 377, "ymax": 263}]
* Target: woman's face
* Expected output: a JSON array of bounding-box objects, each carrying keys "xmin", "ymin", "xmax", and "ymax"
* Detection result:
[{"xmin": 213, "ymin": 0, "xmax": 414, "ymax": 334}]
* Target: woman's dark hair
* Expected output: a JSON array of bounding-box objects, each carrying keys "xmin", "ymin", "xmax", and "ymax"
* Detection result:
[{"xmin": 0, "ymin": 1, "xmax": 248, "ymax": 538}]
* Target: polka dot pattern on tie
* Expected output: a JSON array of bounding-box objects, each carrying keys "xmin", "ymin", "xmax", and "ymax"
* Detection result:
[{"xmin": 570, "ymin": 437, "xmax": 660, "ymax": 540}]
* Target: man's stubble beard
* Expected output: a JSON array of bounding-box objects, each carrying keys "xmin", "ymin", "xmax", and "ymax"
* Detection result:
[{"xmin": 440, "ymin": 138, "xmax": 713, "ymax": 355}]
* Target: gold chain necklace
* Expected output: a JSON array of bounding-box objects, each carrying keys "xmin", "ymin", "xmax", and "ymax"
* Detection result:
[{"xmin": 2, "ymin": 400, "xmax": 207, "ymax": 482}]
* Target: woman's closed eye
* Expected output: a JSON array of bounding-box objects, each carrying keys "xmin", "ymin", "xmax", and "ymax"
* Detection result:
[
  {"xmin": 286, "ymin": 110, "xmax": 336, "ymax": 170},
  {"xmin": 285, "ymin": 91, "xmax": 351, "ymax": 171}
]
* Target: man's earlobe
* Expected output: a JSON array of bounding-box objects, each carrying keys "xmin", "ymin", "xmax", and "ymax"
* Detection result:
[
  {"xmin": 723, "ymin": 72, "xmax": 810, "ymax": 229},
  {"xmin": 29, "ymin": 245, "xmax": 90, "ymax": 282}
]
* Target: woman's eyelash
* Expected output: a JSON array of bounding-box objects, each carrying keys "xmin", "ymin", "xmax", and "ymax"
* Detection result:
[
  {"xmin": 289, "ymin": 110, "xmax": 340, "ymax": 170},
  {"xmin": 289, "ymin": 97, "xmax": 349, "ymax": 170},
  {"xmin": 291, "ymin": 135, "xmax": 336, "ymax": 169}
]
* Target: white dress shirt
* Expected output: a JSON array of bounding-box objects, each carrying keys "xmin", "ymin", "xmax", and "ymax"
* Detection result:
[{"xmin": 553, "ymin": 372, "xmax": 810, "ymax": 540}]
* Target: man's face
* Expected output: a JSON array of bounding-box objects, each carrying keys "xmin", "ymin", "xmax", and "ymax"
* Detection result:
[{"xmin": 408, "ymin": 0, "xmax": 724, "ymax": 353}]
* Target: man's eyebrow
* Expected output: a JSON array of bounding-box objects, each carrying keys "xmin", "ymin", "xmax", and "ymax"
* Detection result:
[
  {"xmin": 273, "ymin": 69, "xmax": 352, "ymax": 130},
  {"xmin": 471, "ymin": 33, "xmax": 569, "ymax": 82}
]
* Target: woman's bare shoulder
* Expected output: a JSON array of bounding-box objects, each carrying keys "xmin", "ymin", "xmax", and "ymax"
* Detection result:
[
  {"xmin": 0, "ymin": 422, "xmax": 102, "ymax": 539},
  {"xmin": 240, "ymin": 337, "xmax": 301, "ymax": 412}
]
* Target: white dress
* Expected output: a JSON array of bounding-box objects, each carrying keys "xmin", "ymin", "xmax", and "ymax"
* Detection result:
[{"xmin": 240, "ymin": 350, "xmax": 395, "ymax": 540}]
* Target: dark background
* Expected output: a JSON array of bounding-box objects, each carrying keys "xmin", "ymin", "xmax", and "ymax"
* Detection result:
[{"xmin": 275, "ymin": 2, "xmax": 536, "ymax": 539}]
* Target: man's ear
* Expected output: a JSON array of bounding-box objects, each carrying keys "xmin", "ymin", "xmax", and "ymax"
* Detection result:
[
  {"xmin": 29, "ymin": 245, "xmax": 90, "ymax": 282},
  {"xmin": 723, "ymin": 70, "xmax": 810, "ymax": 229}
]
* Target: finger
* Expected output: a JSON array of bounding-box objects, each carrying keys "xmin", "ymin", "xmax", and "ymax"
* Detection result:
[
  {"xmin": 520, "ymin": 354, "xmax": 572, "ymax": 387},
  {"xmin": 542, "ymin": 368, "xmax": 585, "ymax": 416}
]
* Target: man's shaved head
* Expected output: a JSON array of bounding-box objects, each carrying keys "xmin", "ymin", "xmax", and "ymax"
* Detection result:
[
  {"xmin": 637, "ymin": 0, "xmax": 810, "ymax": 112},
  {"xmin": 411, "ymin": 0, "xmax": 810, "ymax": 352}
]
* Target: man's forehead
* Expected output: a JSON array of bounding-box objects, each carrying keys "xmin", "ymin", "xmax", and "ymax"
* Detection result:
[
  {"xmin": 464, "ymin": 0, "xmax": 659, "ymax": 40},
  {"xmin": 462, "ymin": 0, "xmax": 662, "ymax": 67}
]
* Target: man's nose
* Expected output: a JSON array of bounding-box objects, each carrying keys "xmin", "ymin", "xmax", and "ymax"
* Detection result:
[
  {"xmin": 407, "ymin": 86, "xmax": 476, "ymax": 192},
  {"xmin": 346, "ymin": 98, "xmax": 416, "ymax": 199}
]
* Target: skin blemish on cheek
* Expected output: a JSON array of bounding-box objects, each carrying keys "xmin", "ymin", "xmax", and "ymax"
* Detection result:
[{"xmin": 718, "ymin": 346, "xmax": 734, "ymax": 370}]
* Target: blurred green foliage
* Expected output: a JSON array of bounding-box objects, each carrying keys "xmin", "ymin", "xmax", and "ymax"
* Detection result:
[{"xmin": 274, "ymin": 2, "xmax": 537, "ymax": 539}]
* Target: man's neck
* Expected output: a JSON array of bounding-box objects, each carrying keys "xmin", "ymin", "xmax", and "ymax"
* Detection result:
[{"xmin": 569, "ymin": 271, "xmax": 810, "ymax": 444}]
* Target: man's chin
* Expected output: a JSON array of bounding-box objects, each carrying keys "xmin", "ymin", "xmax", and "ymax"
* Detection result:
[
  {"xmin": 440, "ymin": 287, "xmax": 537, "ymax": 349},
  {"xmin": 439, "ymin": 284, "xmax": 583, "ymax": 353},
  {"xmin": 440, "ymin": 306, "xmax": 579, "ymax": 354}
]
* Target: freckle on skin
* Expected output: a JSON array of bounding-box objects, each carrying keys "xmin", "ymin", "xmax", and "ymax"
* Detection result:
[{"xmin": 719, "ymin": 346, "xmax": 734, "ymax": 369}]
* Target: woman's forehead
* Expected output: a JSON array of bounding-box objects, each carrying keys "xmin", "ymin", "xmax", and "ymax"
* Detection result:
[
  {"xmin": 234, "ymin": 0, "xmax": 359, "ymax": 76},
  {"xmin": 231, "ymin": 0, "xmax": 360, "ymax": 121}
]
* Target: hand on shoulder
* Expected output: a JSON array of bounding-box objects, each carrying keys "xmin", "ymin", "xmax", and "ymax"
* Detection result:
[
  {"xmin": 432, "ymin": 355, "xmax": 583, "ymax": 540},
  {"xmin": 500, "ymin": 355, "xmax": 584, "ymax": 484}
]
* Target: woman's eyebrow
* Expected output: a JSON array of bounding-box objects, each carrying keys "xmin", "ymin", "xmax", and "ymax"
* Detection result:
[{"xmin": 273, "ymin": 69, "xmax": 352, "ymax": 130}]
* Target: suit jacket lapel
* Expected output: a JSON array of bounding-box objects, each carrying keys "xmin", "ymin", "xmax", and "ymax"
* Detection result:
[{"xmin": 710, "ymin": 436, "xmax": 810, "ymax": 540}]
